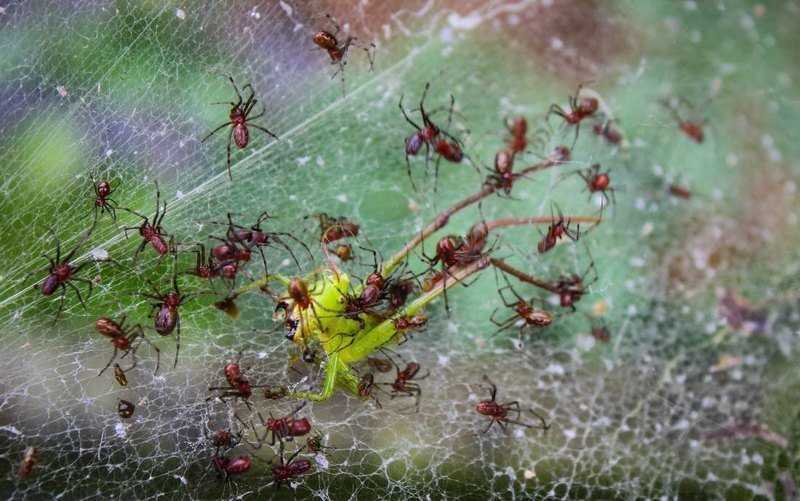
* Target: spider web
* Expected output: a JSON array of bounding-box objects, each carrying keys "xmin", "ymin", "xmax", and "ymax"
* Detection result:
[{"xmin": 1, "ymin": 0, "xmax": 799, "ymax": 499}]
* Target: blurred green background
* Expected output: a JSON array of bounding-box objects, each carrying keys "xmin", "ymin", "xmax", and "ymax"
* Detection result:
[{"xmin": 0, "ymin": 1, "xmax": 798, "ymax": 498}]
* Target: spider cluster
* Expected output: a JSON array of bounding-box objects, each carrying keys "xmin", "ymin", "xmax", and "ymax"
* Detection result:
[{"xmin": 17, "ymin": 9, "xmax": 645, "ymax": 493}]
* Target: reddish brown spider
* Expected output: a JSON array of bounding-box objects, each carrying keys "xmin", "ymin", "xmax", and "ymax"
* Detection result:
[
  {"xmin": 90, "ymin": 175, "xmax": 118, "ymax": 224},
  {"xmin": 210, "ymin": 239, "xmax": 252, "ymax": 265},
  {"xmin": 122, "ymin": 183, "xmax": 171, "ymax": 261},
  {"xmin": 270, "ymin": 444, "xmax": 313, "ymax": 492},
  {"xmin": 358, "ymin": 372, "xmax": 376, "ymax": 398},
  {"xmin": 668, "ymin": 184, "xmax": 692, "ymax": 199},
  {"xmin": 387, "ymin": 277, "xmax": 417, "ymax": 312},
  {"xmin": 591, "ymin": 320, "xmax": 611, "ymax": 343},
  {"xmin": 342, "ymin": 276, "xmax": 386, "ymax": 328},
  {"xmin": 422, "ymin": 222, "xmax": 494, "ymax": 312},
  {"xmin": 340, "ymin": 248, "xmax": 419, "ymax": 328},
  {"xmin": 504, "ymin": 116, "xmax": 549, "ymax": 156},
  {"xmin": 379, "ymin": 358, "xmax": 429, "ymax": 413},
  {"xmin": 546, "ymin": 83, "xmax": 599, "ymax": 146},
  {"xmin": 491, "ymin": 277, "xmax": 554, "ymax": 343},
  {"xmin": 95, "ymin": 314, "xmax": 160, "ymax": 377},
  {"xmin": 366, "ymin": 357, "xmax": 393, "ymax": 373},
  {"xmin": 399, "ymin": 82, "xmax": 465, "ymax": 193},
  {"xmin": 483, "ymin": 148, "xmax": 526, "ymax": 197},
  {"xmin": 306, "ymin": 430, "xmax": 334, "ymax": 456},
  {"xmin": 248, "ymin": 403, "xmax": 312, "ymax": 448},
  {"xmin": 550, "ymin": 144, "xmax": 572, "ymax": 164},
  {"xmin": 275, "ymin": 277, "xmax": 324, "ymax": 344},
  {"xmin": 202, "ymin": 75, "xmax": 279, "ymax": 180},
  {"xmin": 142, "ymin": 251, "xmax": 198, "ymax": 368},
  {"xmin": 663, "ymin": 97, "xmax": 708, "ymax": 143},
  {"xmin": 476, "ymin": 376, "xmax": 550, "ymax": 434},
  {"xmin": 425, "ymin": 223, "xmax": 490, "ymax": 271},
  {"xmin": 356, "ymin": 372, "xmax": 383, "ymax": 408},
  {"xmin": 26, "ymin": 225, "xmax": 113, "ymax": 320},
  {"xmin": 553, "ymin": 257, "xmax": 598, "ymax": 311},
  {"xmin": 308, "ymin": 212, "xmax": 360, "ymax": 244},
  {"xmin": 207, "ymin": 360, "xmax": 264, "ymax": 410},
  {"xmin": 206, "ymin": 429, "xmax": 242, "ymax": 456},
  {"xmin": 183, "ymin": 243, "xmax": 238, "ymax": 287},
  {"xmin": 537, "ymin": 207, "xmax": 581, "ymax": 254},
  {"xmin": 211, "ymin": 455, "xmax": 252, "ymax": 480},
  {"xmin": 392, "ymin": 313, "xmax": 428, "ymax": 344},
  {"xmin": 592, "ymin": 119, "xmax": 624, "ymax": 146},
  {"xmin": 393, "ymin": 314, "xmax": 428, "ymax": 332},
  {"xmin": 506, "ymin": 116, "xmax": 529, "ymax": 155},
  {"xmin": 313, "ymin": 14, "xmax": 375, "ymax": 97},
  {"xmin": 576, "ymin": 163, "xmax": 615, "ymax": 207},
  {"xmin": 219, "ymin": 212, "xmax": 311, "ymax": 271},
  {"xmin": 19, "ymin": 446, "xmax": 37, "ymax": 478}
]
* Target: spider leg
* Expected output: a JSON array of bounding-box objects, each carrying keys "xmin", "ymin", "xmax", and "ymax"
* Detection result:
[
  {"xmin": 63, "ymin": 224, "xmax": 96, "ymax": 263},
  {"xmin": 482, "ymin": 419, "xmax": 496, "ymax": 434},
  {"xmin": 498, "ymin": 274, "xmax": 525, "ymax": 306},
  {"xmin": 504, "ymin": 401, "xmax": 522, "ymax": 421},
  {"xmin": 132, "ymin": 239, "xmax": 148, "ymax": 263},
  {"xmin": 418, "ymin": 81, "xmax": 432, "ymax": 115},
  {"xmin": 252, "ymin": 211, "xmax": 274, "ymax": 227},
  {"xmin": 570, "ymin": 123, "xmax": 580, "ymax": 149},
  {"xmin": 240, "ymin": 83, "xmax": 255, "ymax": 105},
  {"xmin": 201, "ymin": 122, "xmax": 230, "ymax": 143},
  {"xmin": 132, "ymin": 324, "xmax": 160, "ymax": 375},
  {"xmin": 405, "ymin": 154, "xmax": 419, "ymax": 192},
  {"xmin": 98, "ymin": 346, "xmax": 119, "ymax": 376},
  {"xmin": 349, "ymin": 39, "xmax": 376, "ymax": 71},
  {"xmin": 49, "ymin": 228, "xmax": 62, "ymax": 264},
  {"xmin": 246, "ymin": 104, "xmax": 266, "ymax": 120},
  {"xmin": 50, "ymin": 284, "xmax": 69, "ymax": 324},
  {"xmin": 64, "ymin": 281, "xmax": 84, "ymax": 310},
  {"xmin": 489, "ymin": 314, "xmax": 518, "ymax": 337},
  {"xmin": 225, "ymin": 127, "xmax": 234, "ymax": 181},
  {"xmin": 249, "ymin": 124, "xmax": 279, "ymax": 141},
  {"xmin": 324, "ymin": 331, "xmax": 357, "ymax": 355},
  {"xmin": 482, "ymin": 375, "xmax": 498, "ymax": 402},
  {"xmin": 208, "ymin": 100, "xmax": 237, "ymax": 107},
  {"xmin": 529, "ymin": 408, "xmax": 551, "ymax": 431},
  {"xmin": 69, "ymin": 278, "xmax": 92, "ymax": 306},
  {"xmin": 243, "ymin": 97, "xmax": 258, "ymax": 117},
  {"xmin": 270, "ymin": 232, "xmax": 314, "ymax": 263},
  {"xmin": 117, "ymin": 338, "xmax": 140, "ymax": 371},
  {"xmin": 398, "ymin": 96, "xmax": 423, "ymax": 131},
  {"xmin": 267, "ymin": 234, "xmax": 303, "ymax": 270},
  {"xmin": 505, "ymin": 419, "xmax": 533, "ymax": 429},
  {"xmin": 172, "ymin": 313, "xmax": 180, "ymax": 369},
  {"xmin": 153, "ymin": 182, "xmax": 162, "ymax": 219},
  {"xmin": 107, "ymin": 204, "xmax": 118, "ymax": 224},
  {"xmin": 226, "ymin": 75, "xmax": 244, "ymax": 106},
  {"xmin": 423, "ymin": 142, "xmax": 432, "ymax": 179},
  {"xmin": 546, "ymin": 104, "xmax": 567, "ymax": 123},
  {"xmin": 331, "ymin": 59, "xmax": 346, "ymax": 98},
  {"xmin": 26, "ymin": 257, "xmax": 55, "ymax": 283},
  {"xmin": 444, "ymin": 94, "xmax": 456, "ymax": 132},
  {"xmin": 326, "ymin": 14, "xmax": 340, "ymax": 37},
  {"xmin": 433, "ymin": 152, "xmax": 442, "ymax": 195}
]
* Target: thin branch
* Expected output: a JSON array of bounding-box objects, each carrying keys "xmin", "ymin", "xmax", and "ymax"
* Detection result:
[{"xmin": 382, "ymin": 157, "xmax": 564, "ymax": 275}]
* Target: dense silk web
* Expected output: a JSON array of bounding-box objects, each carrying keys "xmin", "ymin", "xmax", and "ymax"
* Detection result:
[{"xmin": 0, "ymin": 1, "xmax": 798, "ymax": 499}]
